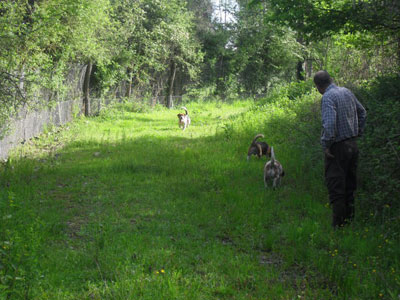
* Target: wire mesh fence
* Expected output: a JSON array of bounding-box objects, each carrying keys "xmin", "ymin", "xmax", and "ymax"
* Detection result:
[{"xmin": 0, "ymin": 88, "xmax": 269, "ymax": 160}]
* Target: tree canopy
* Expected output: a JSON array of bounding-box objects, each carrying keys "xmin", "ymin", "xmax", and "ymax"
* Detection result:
[{"xmin": 0, "ymin": 0, "xmax": 398, "ymax": 120}]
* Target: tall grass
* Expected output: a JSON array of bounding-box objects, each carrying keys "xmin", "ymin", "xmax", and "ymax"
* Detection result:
[{"xmin": 0, "ymin": 91, "xmax": 398, "ymax": 299}]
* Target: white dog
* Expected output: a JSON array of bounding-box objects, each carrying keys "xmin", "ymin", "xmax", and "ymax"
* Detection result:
[
  {"xmin": 177, "ymin": 106, "xmax": 191, "ymax": 130},
  {"xmin": 264, "ymin": 147, "xmax": 285, "ymax": 188}
]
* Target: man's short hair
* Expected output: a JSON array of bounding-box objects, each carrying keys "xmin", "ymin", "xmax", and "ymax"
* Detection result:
[{"xmin": 313, "ymin": 71, "xmax": 333, "ymax": 88}]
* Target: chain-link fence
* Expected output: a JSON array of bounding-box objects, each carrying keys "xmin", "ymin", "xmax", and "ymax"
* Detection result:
[
  {"xmin": 0, "ymin": 65, "xmax": 269, "ymax": 160},
  {"xmin": 0, "ymin": 91, "xmax": 188, "ymax": 160},
  {"xmin": 0, "ymin": 99, "xmax": 80, "ymax": 160}
]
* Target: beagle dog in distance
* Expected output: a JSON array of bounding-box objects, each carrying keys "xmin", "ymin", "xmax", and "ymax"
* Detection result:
[
  {"xmin": 264, "ymin": 146, "xmax": 285, "ymax": 188},
  {"xmin": 177, "ymin": 106, "xmax": 191, "ymax": 130},
  {"xmin": 247, "ymin": 134, "xmax": 271, "ymax": 161}
]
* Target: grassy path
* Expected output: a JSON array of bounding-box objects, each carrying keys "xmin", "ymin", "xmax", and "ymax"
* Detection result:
[{"xmin": 1, "ymin": 101, "xmax": 398, "ymax": 299}]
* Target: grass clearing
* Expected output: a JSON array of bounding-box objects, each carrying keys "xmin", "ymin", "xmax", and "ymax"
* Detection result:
[{"xmin": 1, "ymin": 99, "xmax": 399, "ymax": 299}]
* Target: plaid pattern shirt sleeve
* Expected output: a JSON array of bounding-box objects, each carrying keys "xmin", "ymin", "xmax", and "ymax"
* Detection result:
[
  {"xmin": 321, "ymin": 89, "xmax": 337, "ymax": 150},
  {"xmin": 321, "ymin": 84, "xmax": 367, "ymax": 150}
]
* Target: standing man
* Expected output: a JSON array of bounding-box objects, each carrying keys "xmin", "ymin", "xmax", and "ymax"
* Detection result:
[{"xmin": 314, "ymin": 71, "xmax": 367, "ymax": 228}]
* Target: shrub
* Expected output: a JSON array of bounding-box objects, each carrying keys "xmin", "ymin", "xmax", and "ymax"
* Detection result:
[
  {"xmin": 258, "ymin": 80, "xmax": 315, "ymax": 107},
  {"xmin": 355, "ymin": 75, "xmax": 400, "ymax": 225}
]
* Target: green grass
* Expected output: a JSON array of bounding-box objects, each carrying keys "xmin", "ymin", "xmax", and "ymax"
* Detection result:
[{"xmin": 1, "ymin": 99, "xmax": 399, "ymax": 299}]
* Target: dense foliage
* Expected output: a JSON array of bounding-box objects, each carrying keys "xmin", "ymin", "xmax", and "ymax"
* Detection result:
[
  {"xmin": 1, "ymin": 0, "xmax": 398, "ymax": 113},
  {"xmin": 0, "ymin": 0, "xmax": 112, "ymax": 130},
  {"xmin": 356, "ymin": 76, "xmax": 400, "ymax": 223},
  {"xmin": 0, "ymin": 0, "xmax": 203, "ymax": 126}
]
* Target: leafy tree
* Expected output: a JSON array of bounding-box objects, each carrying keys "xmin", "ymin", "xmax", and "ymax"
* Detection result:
[
  {"xmin": 233, "ymin": 0, "xmax": 301, "ymax": 93},
  {"xmin": 191, "ymin": 19, "xmax": 235, "ymax": 97},
  {"xmin": 157, "ymin": 0, "xmax": 203, "ymax": 107},
  {"xmin": 59, "ymin": 0, "xmax": 113, "ymax": 115},
  {"xmin": 250, "ymin": 0, "xmax": 399, "ymax": 38},
  {"xmin": 250, "ymin": 0, "xmax": 400, "ymax": 69},
  {"xmin": 0, "ymin": 0, "xmax": 113, "ymax": 122},
  {"xmin": 105, "ymin": 0, "xmax": 202, "ymax": 107}
]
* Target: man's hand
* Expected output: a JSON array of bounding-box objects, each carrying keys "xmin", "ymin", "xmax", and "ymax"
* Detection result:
[{"xmin": 324, "ymin": 148, "xmax": 335, "ymax": 158}]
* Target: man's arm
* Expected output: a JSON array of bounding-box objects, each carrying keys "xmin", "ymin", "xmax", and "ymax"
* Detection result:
[{"xmin": 321, "ymin": 95, "xmax": 337, "ymax": 150}]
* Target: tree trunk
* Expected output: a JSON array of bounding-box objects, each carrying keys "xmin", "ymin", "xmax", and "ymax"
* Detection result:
[
  {"xmin": 152, "ymin": 76, "xmax": 164, "ymax": 107},
  {"xmin": 125, "ymin": 68, "xmax": 133, "ymax": 98},
  {"xmin": 296, "ymin": 60, "xmax": 305, "ymax": 81},
  {"xmin": 305, "ymin": 58, "xmax": 313, "ymax": 79},
  {"xmin": 397, "ymin": 36, "xmax": 400, "ymax": 75},
  {"xmin": 19, "ymin": 66, "xmax": 25, "ymax": 97},
  {"xmin": 166, "ymin": 60, "xmax": 177, "ymax": 108},
  {"xmin": 83, "ymin": 62, "xmax": 92, "ymax": 116},
  {"xmin": 296, "ymin": 34, "xmax": 305, "ymax": 81}
]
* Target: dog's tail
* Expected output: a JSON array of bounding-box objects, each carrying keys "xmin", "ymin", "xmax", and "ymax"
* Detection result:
[
  {"xmin": 270, "ymin": 146, "xmax": 275, "ymax": 166},
  {"xmin": 251, "ymin": 134, "xmax": 264, "ymax": 145},
  {"xmin": 181, "ymin": 106, "xmax": 188, "ymax": 115}
]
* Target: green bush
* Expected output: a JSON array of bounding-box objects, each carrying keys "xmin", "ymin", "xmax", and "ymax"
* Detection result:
[
  {"xmin": 257, "ymin": 80, "xmax": 315, "ymax": 107},
  {"xmin": 355, "ymin": 76, "xmax": 400, "ymax": 226}
]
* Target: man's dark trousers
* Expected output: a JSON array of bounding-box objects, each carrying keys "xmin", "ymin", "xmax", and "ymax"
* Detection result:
[{"xmin": 325, "ymin": 138, "xmax": 359, "ymax": 228}]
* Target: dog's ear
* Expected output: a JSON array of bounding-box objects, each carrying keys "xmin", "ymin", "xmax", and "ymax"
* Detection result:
[{"xmin": 267, "ymin": 146, "xmax": 272, "ymax": 157}]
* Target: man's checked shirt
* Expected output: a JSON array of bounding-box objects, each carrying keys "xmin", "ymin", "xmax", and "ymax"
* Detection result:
[{"xmin": 321, "ymin": 84, "xmax": 367, "ymax": 150}]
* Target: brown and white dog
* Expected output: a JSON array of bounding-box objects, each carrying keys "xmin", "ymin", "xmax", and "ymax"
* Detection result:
[
  {"xmin": 264, "ymin": 146, "xmax": 285, "ymax": 188},
  {"xmin": 247, "ymin": 134, "xmax": 271, "ymax": 161},
  {"xmin": 177, "ymin": 106, "xmax": 191, "ymax": 130}
]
